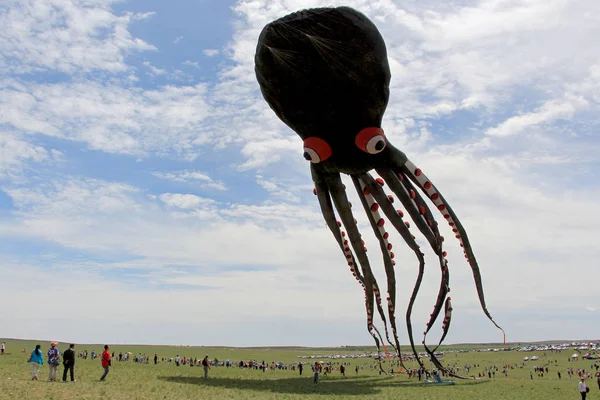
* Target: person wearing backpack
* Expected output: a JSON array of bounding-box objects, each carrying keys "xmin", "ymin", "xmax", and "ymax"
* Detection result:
[
  {"xmin": 99, "ymin": 345, "xmax": 112, "ymax": 381},
  {"xmin": 47, "ymin": 342, "xmax": 60, "ymax": 381},
  {"xmin": 580, "ymin": 377, "xmax": 589, "ymax": 399}
]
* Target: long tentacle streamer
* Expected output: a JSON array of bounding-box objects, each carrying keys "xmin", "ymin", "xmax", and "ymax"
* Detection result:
[
  {"xmin": 400, "ymin": 159, "xmax": 506, "ymax": 343},
  {"xmin": 323, "ymin": 172, "xmax": 392, "ymax": 366},
  {"xmin": 359, "ymin": 172, "xmax": 428, "ymax": 370},
  {"xmin": 379, "ymin": 169, "xmax": 454, "ymax": 365},
  {"xmin": 351, "ymin": 175, "xmax": 403, "ymax": 364}
]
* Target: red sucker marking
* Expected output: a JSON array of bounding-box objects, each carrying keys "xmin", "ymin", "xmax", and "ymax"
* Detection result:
[
  {"xmin": 377, "ymin": 218, "xmax": 385, "ymax": 227},
  {"xmin": 376, "ymin": 177, "xmax": 384, "ymax": 186},
  {"xmin": 431, "ymin": 193, "xmax": 439, "ymax": 201},
  {"xmin": 415, "ymin": 168, "xmax": 422, "ymax": 176},
  {"xmin": 424, "ymin": 182, "xmax": 432, "ymax": 190},
  {"xmin": 370, "ymin": 203, "xmax": 379, "ymax": 212}
]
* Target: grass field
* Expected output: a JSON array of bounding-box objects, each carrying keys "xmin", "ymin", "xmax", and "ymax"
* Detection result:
[{"xmin": 1, "ymin": 339, "xmax": 597, "ymax": 399}]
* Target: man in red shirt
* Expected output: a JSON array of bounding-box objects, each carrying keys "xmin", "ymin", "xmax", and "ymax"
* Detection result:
[{"xmin": 99, "ymin": 345, "xmax": 112, "ymax": 381}]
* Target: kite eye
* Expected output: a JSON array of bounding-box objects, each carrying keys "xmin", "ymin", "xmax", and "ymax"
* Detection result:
[
  {"xmin": 303, "ymin": 137, "xmax": 332, "ymax": 163},
  {"xmin": 356, "ymin": 127, "xmax": 386, "ymax": 154}
]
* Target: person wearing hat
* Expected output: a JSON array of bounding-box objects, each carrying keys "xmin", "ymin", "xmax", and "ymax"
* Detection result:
[
  {"xmin": 62, "ymin": 344, "xmax": 76, "ymax": 382},
  {"xmin": 47, "ymin": 342, "xmax": 61, "ymax": 382},
  {"xmin": 580, "ymin": 377, "xmax": 589, "ymax": 399}
]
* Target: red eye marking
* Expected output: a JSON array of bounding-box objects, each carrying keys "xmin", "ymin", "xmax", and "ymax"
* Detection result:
[
  {"xmin": 303, "ymin": 137, "xmax": 332, "ymax": 163},
  {"xmin": 355, "ymin": 127, "xmax": 386, "ymax": 154}
]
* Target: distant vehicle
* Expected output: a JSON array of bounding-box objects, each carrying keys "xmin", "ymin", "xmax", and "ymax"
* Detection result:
[
  {"xmin": 523, "ymin": 357, "xmax": 529, "ymax": 361},
  {"xmin": 531, "ymin": 356, "xmax": 539, "ymax": 360}
]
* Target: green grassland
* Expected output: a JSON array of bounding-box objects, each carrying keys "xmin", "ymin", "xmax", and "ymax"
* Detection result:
[{"xmin": 0, "ymin": 339, "xmax": 597, "ymax": 399}]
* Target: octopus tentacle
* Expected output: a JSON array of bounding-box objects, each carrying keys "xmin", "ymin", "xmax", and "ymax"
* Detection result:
[
  {"xmin": 377, "ymin": 169, "xmax": 441, "ymax": 253},
  {"xmin": 402, "ymin": 159, "xmax": 505, "ymax": 342},
  {"xmin": 359, "ymin": 172, "xmax": 427, "ymax": 370},
  {"xmin": 323, "ymin": 172, "xmax": 388, "ymax": 357},
  {"xmin": 351, "ymin": 175, "xmax": 403, "ymax": 362},
  {"xmin": 311, "ymin": 168, "xmax": 366, "ymax": 285},
  {"xmin": 393, "ymin": 172, "xmax": 453, "ymax": 338},
  {"xmin": 432, "ymin": 297, "xmax": 453, "ymax": 353},
  {"xmin": 378, "ymin": 168, "xmax": 452, "ymax": 366}
]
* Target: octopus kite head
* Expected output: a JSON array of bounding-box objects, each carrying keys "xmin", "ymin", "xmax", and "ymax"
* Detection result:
[{"xmin": 255, "ymin": 7, "xmax": 398, "ymax": 174}]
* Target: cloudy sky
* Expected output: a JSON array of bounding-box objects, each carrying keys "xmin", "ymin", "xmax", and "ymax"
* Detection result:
[{"xmin": 0, "ymin": 0, "xmax": 598, "ymax": 347}]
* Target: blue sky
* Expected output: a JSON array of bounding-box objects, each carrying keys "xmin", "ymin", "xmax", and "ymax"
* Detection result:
[{"xmin": 1, "ymin": 0, "xmax": 599, "ymax": 347}]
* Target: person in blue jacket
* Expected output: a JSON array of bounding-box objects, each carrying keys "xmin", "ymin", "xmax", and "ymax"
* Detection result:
[{"xmin": 27, "ymin": 345, "xmax": 44, "ymax": 380}]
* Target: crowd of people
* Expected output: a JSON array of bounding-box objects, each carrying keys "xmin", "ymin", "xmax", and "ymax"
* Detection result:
[
  {"xmin": 25, "ymin": 342, "xmax": 112, "ymax": 382},
  {"xmin": 9, "ymin": 340, "xmax": 600, "ymax": 397}
]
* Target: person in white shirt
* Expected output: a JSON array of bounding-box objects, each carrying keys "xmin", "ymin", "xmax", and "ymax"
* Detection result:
[{"xmin": 579, "ymin": 377, "xmax": 588, "ymax": 400}]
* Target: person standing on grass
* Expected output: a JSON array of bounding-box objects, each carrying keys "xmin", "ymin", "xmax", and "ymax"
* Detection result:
[
  {"xmin": 1, "ymin": 342, "xmax": 5, "ymax": 355},
  {"xmin": 579, "ymin": 377, "xmax": 589, "ymax": 399},
  {"xmin": 27, "ymin": 345, "xmax": 44, "ymax": 380},
  {"xmin": 47, "ymin": 342, "xmax": 60, "ymax": 382},
  {"xmin": 62, "ymin": 344, "xmax": 76, "ymax": 382},
  {"xmin": 99, "ymin": 345, "xmax": 111, "ymax": 381},
  {"xmin": 313, "ymin": 362, "xmax": 321, "ymax": 384},
  {"xmin": 202, "ymin": 355, "xmax": 210, "ymax": 379}
]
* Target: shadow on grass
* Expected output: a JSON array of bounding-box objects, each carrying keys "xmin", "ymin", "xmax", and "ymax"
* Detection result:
[{"xmin": 159, "ymin": 375, "xmax": 490, "ymax": 396}]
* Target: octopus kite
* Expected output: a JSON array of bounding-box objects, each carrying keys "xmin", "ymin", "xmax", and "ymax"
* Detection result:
[{"xmin": 254, "ymin": 6, "xmax": 504, "ymax": 375}]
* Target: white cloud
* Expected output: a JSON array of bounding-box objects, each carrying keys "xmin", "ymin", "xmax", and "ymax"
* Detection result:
[
  {"xmin": 0, "ymin": 79, "xmax": 212, "ymax": 157},
  {"xmin": 152, "ymin": 170, "xmax": 227, "ymax": 190},
  {"xmin": 142, "ymin": 61, "xmax": 166, "ymax": 76},
  {"xmin": 486, "ymin": 99, "xmax": 585, "ymax": 137},
  {"xmin": 183, "ymin": 60, "xmax": 200, "ymax": 69},
  {"xmin": 0, "ymin": 0, "xmax": 156, "ymax": 74},
  {"xmin": 158, "ymin": 193, "xmax": 216, "ymax": 210},
  {"xmin": 0, "ymin": 131, "xmax": 55, "ymax": 178},
  {"xmin": 1, "ymin": 0, "xmax": 599, "ymax": 346},
  {"xmin": 202, "ymin": 49, "xmax": 219, "ymax": 57}
]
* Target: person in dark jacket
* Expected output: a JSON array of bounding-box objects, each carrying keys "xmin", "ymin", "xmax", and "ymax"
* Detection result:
[{"xmin": 62, "ymin": 344, "xmax": 76, "ymax": 382}]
